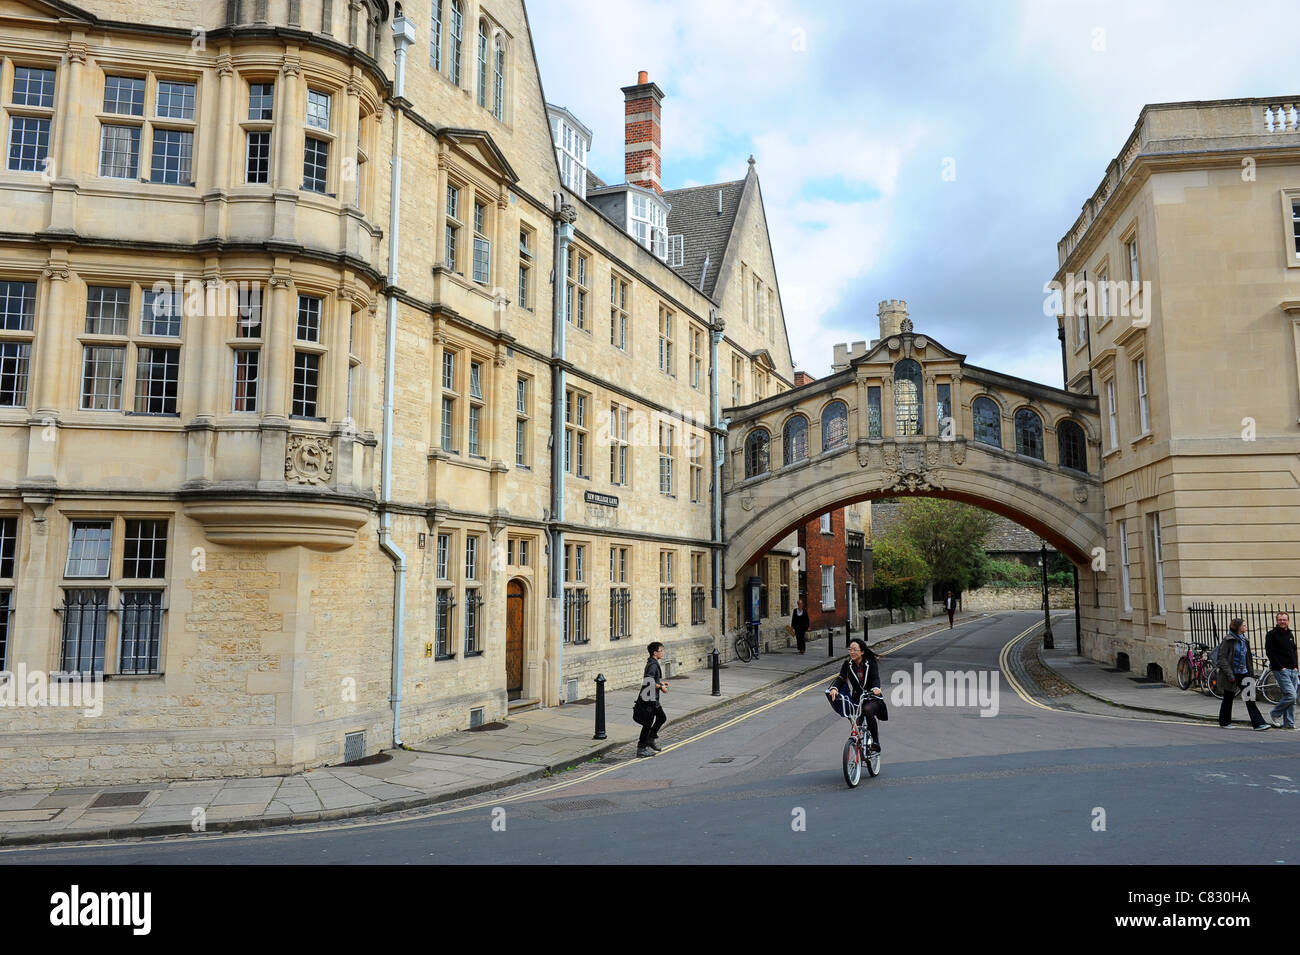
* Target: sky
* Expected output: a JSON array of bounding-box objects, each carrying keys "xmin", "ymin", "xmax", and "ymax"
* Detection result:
[{"xmin": 528, "ymin": 0, "xmax": 1298, "ymax": 385}]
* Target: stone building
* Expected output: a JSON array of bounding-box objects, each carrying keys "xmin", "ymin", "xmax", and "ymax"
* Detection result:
[
  {"xmin": 0, "ymin": 0, "xmax": 792, "ymax": 786},
  {"xmin": 1053, "ymin": 97, "xmax": 1300, "ymax": 674}
]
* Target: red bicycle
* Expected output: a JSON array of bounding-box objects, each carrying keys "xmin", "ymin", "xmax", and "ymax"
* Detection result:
[
  {"xmin": 1174, "ymin": 641, "xmax": 1215, "ymax": 694},
  {"xmin": 838, "ymin": 696, "xmax": 881, "ymax": 788}
]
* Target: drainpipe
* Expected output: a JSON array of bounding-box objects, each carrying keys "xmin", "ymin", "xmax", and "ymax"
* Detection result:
[
  {"xmin": 710, "ymin": 315, "xmax": 725, "ymax": 631},
  {"xmin": 550, "ymin": 196, "xmax": 574, "ymax": 702},
  {"xmin": 380, "ymin": 14, "xmax": 416, "ymax": 747}
]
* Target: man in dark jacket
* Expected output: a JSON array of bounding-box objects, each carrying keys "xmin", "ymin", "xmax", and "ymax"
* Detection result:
[
  {"xmin": 790, "ymin": 598, "xmax": 810, "ymax": 654},
  {"xmin": 1264, "ymin": 612, "xmax": 1297, "ymax": 729},
  {"xmin": 1216, "ymin": 618, "xmax": 1269, "ymax": 730},
  {"xmin": 637, "ymin": 642, "xmax": 668, "ymax": 757}
]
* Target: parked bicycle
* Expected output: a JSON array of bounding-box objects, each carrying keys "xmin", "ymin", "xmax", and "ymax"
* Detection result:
[
  {"xmin": 732, "ymin": 621, "xmax": 760, "ymax": 663},
  {"xmin": 838, "ymin": 696, "xmax": 880, "ymax": 788},
  {"xmin": 1174, "ymin": 641, "xmax": 1215, "ymax": 693}
]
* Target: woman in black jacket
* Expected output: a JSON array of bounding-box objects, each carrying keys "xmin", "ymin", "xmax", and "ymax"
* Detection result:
[
  {"xmin": 826, "ymin": 637, "xmax": 888, "ymax": 752},
  {"xmin": 790, "ymin": 598, "xmax": 810, "ymax": 654}
]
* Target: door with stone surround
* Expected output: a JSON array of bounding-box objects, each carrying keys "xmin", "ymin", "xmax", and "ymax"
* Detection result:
[{"xmin": 506, "ymin": 579, "xmax": 525, "ymax": 700}]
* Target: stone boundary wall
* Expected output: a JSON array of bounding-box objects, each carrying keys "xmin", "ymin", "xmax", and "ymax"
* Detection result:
[{"xmin": 959, "ymin": 586, "xmax": 1075, "ymax": 611}]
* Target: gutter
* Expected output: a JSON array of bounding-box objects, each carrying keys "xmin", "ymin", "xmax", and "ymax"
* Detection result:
[
  {"xmin": 380, "ymin": 15, "xmax": 416, "ymax": 747},
  {"xmin": 550, "ymin": 194, "xmax": 574, "ymax": 702},
  {"xmin": 710, "ymin": 313, "xmax": 725, "ymax": 631}
]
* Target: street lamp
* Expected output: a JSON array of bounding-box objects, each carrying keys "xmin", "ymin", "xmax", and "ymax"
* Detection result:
[{"xmin": 1040, "ymin": 543, "xmax": 1054, "ymax": 649}]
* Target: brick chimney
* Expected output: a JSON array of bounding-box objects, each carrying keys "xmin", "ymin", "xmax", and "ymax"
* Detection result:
[
  {"xmin": 794, "ymin": 371, "xmax": 815, "ymax": 387},
  {"xmin": 622, "ymin": 70, "xmax": 665, "ymax": 194}
]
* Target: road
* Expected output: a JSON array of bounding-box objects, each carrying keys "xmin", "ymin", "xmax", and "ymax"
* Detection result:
[{"xmin": 5, "ymin": 611, "xmax": 1298, "ymax": 864}]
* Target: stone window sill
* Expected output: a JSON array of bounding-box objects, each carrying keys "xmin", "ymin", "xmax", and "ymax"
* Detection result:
[
  {"xmin": 1129, "ymin": 430, "xmax": 1154, "ymax": 447},
  {"xmin": 1102, "ymin": 446, "xmax": 1122, "ymax": 461}
]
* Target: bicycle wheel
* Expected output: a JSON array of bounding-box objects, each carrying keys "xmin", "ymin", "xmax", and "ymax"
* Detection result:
[
  {"xmin": 1176, "ymin": 657, "xmax": 1192, "ymax": 690},
  {"xmin": 865, "ymin": 741, "xmax": 881, "ymax": 777},
  {"xmin": 1259, "ymin": 669, "xmax": 1281, "ymax": 706},
  {"xmin": 734, "ymin": 633, "xmax": 752, "ymax": 663},
  {"xmin": 842, "ymin": 736, "xmax": 861, "ymax": 788},
  {"xmin": 1208, "ymin": 671, "xmax": 1225, "ymax": 700}
]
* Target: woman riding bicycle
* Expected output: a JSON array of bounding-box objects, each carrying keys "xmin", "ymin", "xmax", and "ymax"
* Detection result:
[{"xmin": 827, "ymin": 637, "xmax": 888, "ymax": 753}]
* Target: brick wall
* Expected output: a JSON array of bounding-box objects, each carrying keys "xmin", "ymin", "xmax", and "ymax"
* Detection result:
[{"xmin": 798, "ymin": 508, "xmax": 851, "ymax": 630}]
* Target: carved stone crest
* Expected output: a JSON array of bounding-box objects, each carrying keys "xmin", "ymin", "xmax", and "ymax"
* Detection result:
[
  {"xmin": 285, "ymin": 434, "xmax": 335, "ymax": 485},
  {"xmin": 1073, "ymin": 484, "xmax": 1088, "ymax": 504},
  {"xmin": 878, "ymin": 442, "xmax": 944, "ymax": 492},
  {"xmin": 740, "ymin": 495, "xmax": 755, "ymax": 512}
]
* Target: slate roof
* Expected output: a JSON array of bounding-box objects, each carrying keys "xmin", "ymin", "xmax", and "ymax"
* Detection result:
[
  {"xmin": 585, "ymin": 168, "xmax": 607, "ymax": 193},
  {"xmin": 662, "ymin": 178, "xmax": 747, "ymax": 297}
]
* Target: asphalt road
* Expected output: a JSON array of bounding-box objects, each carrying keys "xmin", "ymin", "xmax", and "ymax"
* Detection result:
[{"xmin": 6, "ymin": 611, "xmax": 1298, "ymax": 865}]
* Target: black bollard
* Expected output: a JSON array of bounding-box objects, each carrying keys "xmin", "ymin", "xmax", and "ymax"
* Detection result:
[
  {"xmin": 711, "ymin": 649, "xmax": 721, "ymax": 696},
  {"xmin": 593, "ymin": 673, "xmax": 607, "ymax": 740},
  {"xmin": 827, "ymin": 627, "xmax": 834, "ymax": 657}
]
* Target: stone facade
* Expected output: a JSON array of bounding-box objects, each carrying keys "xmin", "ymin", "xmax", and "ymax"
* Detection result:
[
  {"xmin": 0, "ymin": 0, "xmax": 796, "ymax": 786},
  {"xmin": 1053, "ymin": 97, "xmax": 1300, "ymax": 678}
]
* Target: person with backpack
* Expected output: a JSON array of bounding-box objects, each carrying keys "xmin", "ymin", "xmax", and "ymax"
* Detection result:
[
  {"xmin": 1216, "ymin": 618, "xmax": 1270, "ymax": 730},
  {"xmin": 635, "ymin": 642, "xmax": 669, "ymax": 757}
]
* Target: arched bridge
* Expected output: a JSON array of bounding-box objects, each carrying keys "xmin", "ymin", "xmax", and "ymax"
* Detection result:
[{"xmin": 722, "ymin": 325, "xmax": 1105, "ymax": 590}]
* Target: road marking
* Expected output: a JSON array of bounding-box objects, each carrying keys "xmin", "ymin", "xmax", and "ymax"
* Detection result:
[
  {"xmin": 0, "ymin": 613, "xmax": 1023, "ymax": 852},
  {"xmin": 996, "ymin": 623, "xmax": 1224, "ymax": 727}
]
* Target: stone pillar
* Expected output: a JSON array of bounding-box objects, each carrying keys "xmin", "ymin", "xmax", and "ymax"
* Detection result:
[
  {"xmin": 195, "ymin": 272, "xmax": 228, "ymax": 420},
  {"xmin": 274, "ymin": 56, "xmax": 301, "ymax": 191},
  {"xmin": 433, "ymin": 144, "xmax": 449, "ymax": 268},
  {"xmin": 339, "ymin": 79, "xmax": 360, "ymax": 205},
  {"xmin": 923, "ymin": 373, "xmax": 937, "ymax": 438},
  {"xmin": 853, "ymin": 374, "xmax": 868, "ymax": 442},
  {"xmin": 209, "ymin": 54, "xmax": 236, "ymax": 189},
  {"xmin": 330, "ymin": 288, "xmax": 352, "ymax": 423},
  {"xmin": 47, "ymin": 36, "xmax": 87, "ymax": 232},
  {"xmin": 27, "ymin": 261, "xmax": 72, "ymax": 484},
  {"xmin": 264, "ymin": 273, "xmax": 294, "ymax": 422},
  {"xmin": 882, "ymin": 375, "xmax": 895, "ymax": 438}
]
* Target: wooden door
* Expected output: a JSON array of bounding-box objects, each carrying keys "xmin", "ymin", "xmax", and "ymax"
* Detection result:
[{"xmin": 506, "ymin": 580, "xmax": 525, "ymax": 700}]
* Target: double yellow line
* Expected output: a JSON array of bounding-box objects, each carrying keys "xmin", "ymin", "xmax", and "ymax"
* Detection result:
[{"xmin": 997, "ymin": 620, "xmax": 1209, "ymax": 727}]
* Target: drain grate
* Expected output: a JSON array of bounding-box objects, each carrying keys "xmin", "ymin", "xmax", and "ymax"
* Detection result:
[
  {"xmin": 709, "ymin": 756, "xmax": 736, "ymax": 764},
  {"xmin": 343, "ymin": 730, "xmax": 366, "ymax": 763},
  {"xmin": 89, "ymin": 790, "xmax": 150, "ymax": 808},
  {"xmin": 545, "ymin": 797, "xmax": 616, "ymax": 812}
]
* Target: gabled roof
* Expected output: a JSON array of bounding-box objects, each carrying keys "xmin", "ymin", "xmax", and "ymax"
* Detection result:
[
  {"xmin": 662, "ymin": 178, "xmax": 745, "ymax": 297},
  {"xmin": 585, "ymin": 169, "xmax": 607, "ymax": 192}
]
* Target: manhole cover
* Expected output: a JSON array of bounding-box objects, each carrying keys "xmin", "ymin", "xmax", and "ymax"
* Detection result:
[
  {"xmin": 709, "ymin": 756, "xmax": 736, "ymax": 763},
  {"xmin": 544, "ymin": 797, "xmax": 616, "ymax": 812},
  {"xmin": 466, "ymin": 720, "xmax": 509, "ymax": 732},
  {"xmin": 89, "ymin": 791, "xmax": 150, "ymax": 808},
  {"xmin": 342, "ymin": 752, "xmax": 394, "ymax": 766}
]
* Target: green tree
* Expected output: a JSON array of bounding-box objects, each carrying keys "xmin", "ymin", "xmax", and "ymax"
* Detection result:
[
  {"xmin": 871, "ymin": 534, "xmax": 929, "ymax": 608},
  {"xmin": 892, "ymin": 499, "xmax": 996, "ymax": 594}
]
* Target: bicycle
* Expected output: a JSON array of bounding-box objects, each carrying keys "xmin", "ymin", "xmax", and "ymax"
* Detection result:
[
  {"xmin": 732, "ymin": 621, "xmax": 760, "ymax": 663},
  {"xmin": 1174, "ymin": 642, "xmax": 1215, "ymax": 693},
  {"xmin": 1207, "ymin": 669, "xmax": 1280, "ymax": 705},
  {"xmin": 834, "ymin": 694, "xmax": 880, "ymax": 788}
]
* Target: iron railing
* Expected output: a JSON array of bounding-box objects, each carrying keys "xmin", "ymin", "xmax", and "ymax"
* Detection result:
[
  {"xmin": 60, "ymin": 589, "xmax": 107, "ymax": 674},
  {"xmin": 659, "ymin": 587, "xmax": 677, "ymax": 628},
  {"xmin": 564, "ymin": 588, "xmax": 589, "ymax": 644},
  {"xmin": 118, "ymin": 590, "xmax": 164, "ymax": 674},
  {"xmin": 609, "ymin": 588, "xmax": 630, "ymax": 641},
  {"xmin": 691, "ymin": 586, "xmax": 706, "ymax": 625},
  {"xmin": 1188, "ymin": 601, "xmax": 1296, "ymax": 667}
]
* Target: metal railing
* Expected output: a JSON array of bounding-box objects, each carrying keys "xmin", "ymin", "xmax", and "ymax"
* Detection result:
[{"xmin": 1187, "ymin": 601, "xmax": 1295, "ymax": 665}]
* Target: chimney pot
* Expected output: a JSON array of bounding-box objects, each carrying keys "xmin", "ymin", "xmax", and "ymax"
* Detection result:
[{"xmin": 638, "ymin": 70, "xmax": 648, "ymax": 84}]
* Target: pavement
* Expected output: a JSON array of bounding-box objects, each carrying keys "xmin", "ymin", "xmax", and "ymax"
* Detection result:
[
  {"xmin": 1037, "ymin": 640, "xmax": 1297, "ymax": 726},
  {"xmin": 0, "ymin": 612, "xmax": 941, "ymax": 846}
]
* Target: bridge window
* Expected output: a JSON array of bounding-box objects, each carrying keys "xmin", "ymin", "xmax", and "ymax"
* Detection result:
[
  {"xmin": 744, "ymin": 429, "xmax": 770, "ymax": 477},
  {"xmin": 972, "ymin": 397, "xmax": 1000, "ymax": 447},
  {"xmin": 783, "ymin": 415, "xmax": 809, "ymax": 465},
  {"xmin": 867, "ymin": 386, "xmax": 882, "ymax": 438},
  {"xmin": 893, "ymin": 359, "xmax": 922, "ymax": 436},
  {"xmin": 936, "ymin": 383, "xmax": 952, "ymax": 437},
  {"xmin": 821, "ymin": 401, "xmax": 848, "ymax": 451},
  {"xmin": 1058, "ymin": 420, "xmax": 1087, "ymax": 471},
  {"xmin": 1014, "ymin": 409, "xmax": 1044, "ymax": 460}
]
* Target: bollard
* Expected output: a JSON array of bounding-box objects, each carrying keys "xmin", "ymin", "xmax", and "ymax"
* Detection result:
[
  {"xmin": 711, "ymin": 648, "xmax": 721, "ymax": 696},
  {"xmin": 844, "ymin": 626, "xmax": 849, "ymax": 649},
  {"xmin": 827, "ymin": 627, "xmax": 834, "ymax": 657},
  {"xmin": 593, "ymin": 673, "xmax": 607, "ymax": 740}
]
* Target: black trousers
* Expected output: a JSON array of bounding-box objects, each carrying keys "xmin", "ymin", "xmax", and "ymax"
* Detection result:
[
  {"xmin": 794, "ymin": 628, "xmax": 807, "ymax": 653},
  {"xmin": 828, "ymin": 692, "xmax": 884, "ymax": 746},
  {"xmin": 638, "ymin": 704, "xmax": 667, "ymax": 748},
  {"xmin": 1219, "ymin": 677, "xmax": 1266, "ymax": 728}
]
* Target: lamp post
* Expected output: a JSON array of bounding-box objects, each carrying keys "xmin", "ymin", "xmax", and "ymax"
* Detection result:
[{"xmin": 1040, "ymin": 543, "xmax": 1055, "ymax": 649}]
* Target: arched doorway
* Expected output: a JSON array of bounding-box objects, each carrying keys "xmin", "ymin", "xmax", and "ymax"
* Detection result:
[{"xmin": 506, "ymin": 579, "xmax": 526, "ymax": 701}]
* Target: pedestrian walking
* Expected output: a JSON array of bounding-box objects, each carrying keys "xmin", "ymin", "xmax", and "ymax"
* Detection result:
[
  {"xmin": 1264, "ymin": 611, "xmax": 1298, "ymax": 729},
  {"xmin": 944, "ymin": 590, "xmax": 957, "ymax": 629},
  {"xmin": 1216, "ymin": 618, "xmax": 1270, "ymax": 730},
  {"xmin": 791, "ymin": 598, "xmax": 810, "ymax": 654},
  {"xmin": 636, "ymin": 642, "xmax": 669, "ymax": 757}
]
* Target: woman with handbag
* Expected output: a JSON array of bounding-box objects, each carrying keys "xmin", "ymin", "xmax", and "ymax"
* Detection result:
[
  {"xmin": 636, "ymin": 642, "xmax": 669, "ymax": 757},
  {"xmin": 1216, "ymin": 618, "xmax": 1270, "ymax": 730}
]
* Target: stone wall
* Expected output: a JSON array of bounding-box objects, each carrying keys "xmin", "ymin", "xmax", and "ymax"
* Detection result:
[{"xmin": 960, "ymin": 586, "xmax": 1075, "ymax": 611}]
